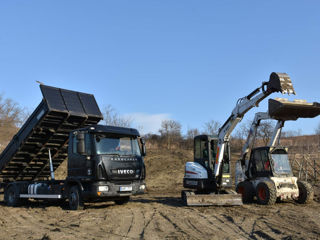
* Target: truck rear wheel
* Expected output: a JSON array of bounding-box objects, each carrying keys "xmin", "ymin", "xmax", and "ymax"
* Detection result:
[
  {"xmin": 236, "ymin": 181, "xmax": 254, "ymax": 203},
  {"xmin": 115, "ymin": 196, "xmax": 130, "ymax": 205},
  {"xmin": 295, "ymin": 180, "xmax": 314, "ymax": 204},
  {"xmin": 256, "ymin": 181, "xmax": 276, "ymax": 205},
  {"xmin": 4, "ymin": 185, "xmax": 20, "ymax": 207},
  {"xmin": 68, "ymin": 186, "xmax": 84, "ymax": 210}
]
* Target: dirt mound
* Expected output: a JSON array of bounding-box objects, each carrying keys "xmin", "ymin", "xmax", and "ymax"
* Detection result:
[{"xmin": 144, "ymin": 148, "xmax": 193, "ymax": 193}]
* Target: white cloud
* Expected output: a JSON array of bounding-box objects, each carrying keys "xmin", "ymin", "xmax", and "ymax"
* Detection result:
[{"xmin": 124, "ymin": 113, "xmax": 171, "ymax": 134}]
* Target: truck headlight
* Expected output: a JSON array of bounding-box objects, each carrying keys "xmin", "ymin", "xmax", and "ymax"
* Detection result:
[
  {"xmin": 98, "ymin": 186, "xmax": 109, "ymax": 192},
  {"xmin": 139, "ymin": 184, "xmax": 146, "ymax": 190}
]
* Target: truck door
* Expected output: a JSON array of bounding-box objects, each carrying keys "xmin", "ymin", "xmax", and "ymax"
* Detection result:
[{"xmin": 68, "ymin": 133, "xmax": 92, "ymax": 177}]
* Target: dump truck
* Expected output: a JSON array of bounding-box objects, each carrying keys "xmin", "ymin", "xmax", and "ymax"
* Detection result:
[
  {"xmin": 235, "ymin": 98, "xmax": 320, "ymax": 204},
  {"xmin": 0, "ymin": 84, "xmax": 146, "ymax": 210},
  {"xmin": 182, "ymin": 72, "xmax": 295, "ymax": 206}
]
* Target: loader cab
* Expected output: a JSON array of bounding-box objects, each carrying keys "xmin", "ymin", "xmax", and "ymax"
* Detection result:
[{"xmin": 247, "ymin": 146, "xmax": 293, "ymax": 179}]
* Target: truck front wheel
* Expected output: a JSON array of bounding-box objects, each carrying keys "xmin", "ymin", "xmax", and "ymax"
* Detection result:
[
  {"xmin": 68, "ymin": 186, "xmax": 84, "ymax": 210},
  {"xmin": 4, "ymin": 185, "xmax": 20, "ymax": 207}
]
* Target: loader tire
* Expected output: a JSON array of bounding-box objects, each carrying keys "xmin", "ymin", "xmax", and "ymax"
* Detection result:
[
  {"xmin": 256, "ymin": 181, "xmax": 277, "ymax": 205},
  {"xmin": 4, "ymin": 184, "xmax": 21, "ymax": 207},
  {"xmin": 236, "ymin": 181, "xmax": 254, "ymax": 203},
  {"xmin": 295, "ymin": 181, "xmax": 313, "ymax": 204}
]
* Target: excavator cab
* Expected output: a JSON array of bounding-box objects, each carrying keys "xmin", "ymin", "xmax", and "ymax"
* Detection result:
[
  {"xmin": 194, "ymin": 135, "xmax": 232, "ymax": 188},
  {"xmin": 194, "ymin": 135, "xmax": 216, "ymax": 172}
]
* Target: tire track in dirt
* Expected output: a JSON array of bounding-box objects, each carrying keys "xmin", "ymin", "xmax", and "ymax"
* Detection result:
[
  {"xmin": 139, "ymin": 209, "xmax": 156, "ymax": 240},
  {"xmin": 0, "ymin": 194, "xmax": 320, "ymax": 239}
]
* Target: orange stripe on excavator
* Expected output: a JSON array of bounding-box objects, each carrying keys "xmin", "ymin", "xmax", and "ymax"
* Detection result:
[{"xmin": 215, "ymin": 147, "xmax": 220, "ymax": 164}]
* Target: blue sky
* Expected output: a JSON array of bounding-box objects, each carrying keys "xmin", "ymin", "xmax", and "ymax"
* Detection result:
[{"xmin": 0, "ymin": 1, "xmax": 319, "ymax": 135}]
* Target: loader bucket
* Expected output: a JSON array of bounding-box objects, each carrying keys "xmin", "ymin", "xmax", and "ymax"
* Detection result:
[
  {"xmin": 268, "ymin": 98, "xmax": 320, "ymax": 121},
  {"xmin": 267, "ymin": 72, "xmax": 296, "ymax": 95},
  {"xmin": 182, "ymin": 191, "xmax": 243, "ymax": 206}
]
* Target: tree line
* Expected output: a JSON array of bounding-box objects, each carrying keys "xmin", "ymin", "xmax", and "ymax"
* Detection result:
[{"xmin": 0, "ymin": 97, "xmax": 320, "ymax": 152}]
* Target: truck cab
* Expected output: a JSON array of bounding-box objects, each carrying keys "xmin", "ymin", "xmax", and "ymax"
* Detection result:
[{"xmin": 67, "ymin": 125, "xmax": 146, "ymax": 207}]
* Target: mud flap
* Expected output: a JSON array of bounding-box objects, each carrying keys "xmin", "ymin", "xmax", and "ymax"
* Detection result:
[
  {"xmin": 269, "ymin": 98, "xmax": 320, "ymax": 121},
  {"xmin": 184, "ymin": 192, "xmax": 243, "ymax": 206}
]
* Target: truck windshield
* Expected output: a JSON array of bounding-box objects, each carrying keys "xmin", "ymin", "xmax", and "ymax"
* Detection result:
[
  {"xmin": 271, "ymin": 153, "xmax": 292, "ymax": 175},
  {"xmin": 94, "ymin": 135, "xmax": 141, "ymax": 156}
]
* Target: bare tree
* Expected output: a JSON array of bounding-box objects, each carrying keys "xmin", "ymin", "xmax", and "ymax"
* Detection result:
[
  {"xmin": 257, "ymin": 120, "xmax": 275, "ymax": 145},
  {"xmin": 315, "ymin": 122, "xmax": 320, "ymax": 135},
  {"xmin": 0, "ymin": 95, "xmax": 26, "ymax": 150},
  {"xmin": 186, "ymin": 128, "xmax": 199, "ymax": 140},
  {"xmin": 231, "ymin": 121, "xmax": 250, "ymax": 152},
  {"xmin": 103, "ymin": 105, "xmax": 132, "ymax": 128},
  {"xmin": 185, "ymin": 127, "xmax": 199, "ymax": 149},
  {"xmin": 202, "ymin": 120, "xmax": 220, "ymax": 135},
  {"xmin": 159, "ymin": 120, "xmax": 182, "ymax": 149},
  {"xmin": 282, "ymin": 129, "xmax": 302, "ymax": 138}
]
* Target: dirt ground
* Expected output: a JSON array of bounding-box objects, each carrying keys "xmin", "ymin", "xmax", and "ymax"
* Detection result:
[{"xmin": 0, "ymin": 149, "xmax": 319, "ymax": 240}]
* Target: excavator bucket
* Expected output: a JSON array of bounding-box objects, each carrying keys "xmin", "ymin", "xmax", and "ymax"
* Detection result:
[
  {"xmin": 267, "ymin": 72, "xmax": 296, "ymax": 95},
  {"xmin": 182, "ymin": 191, "xmax": 243, "ymax": 206},
  {"xmin": 269, "ymin": 98, "xmax": 320, "ymax": 121}
]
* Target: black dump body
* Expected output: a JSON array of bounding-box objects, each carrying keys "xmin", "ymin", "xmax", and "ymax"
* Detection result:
[{"xmin": 0, "ymin": 85, "xmax": 103, "ymax": 181}]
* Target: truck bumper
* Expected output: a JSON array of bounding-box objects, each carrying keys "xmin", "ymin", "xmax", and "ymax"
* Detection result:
[{"xmin": 82, "ymin": 180, "xmax": 146, "ymax": 201}]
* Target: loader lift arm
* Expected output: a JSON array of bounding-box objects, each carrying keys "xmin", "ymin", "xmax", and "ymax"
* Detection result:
[
  {"xmin": 235, "ymin": 98, "xmax": 320, "ymax": 204},
  {"xmin": 214, "ymin": 73, "xmax": 295, "ymax": 181},
  {"xmin": 237, "ymin": 98, "xmax": 320, "ymax": 182}
]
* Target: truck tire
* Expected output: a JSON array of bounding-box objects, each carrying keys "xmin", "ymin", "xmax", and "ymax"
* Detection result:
[
  {"xmin": 295, "ymin": 181, "xmax": 314, "ymax": 204},
  {"xmin": 115, "ymin": 196, "xmax": 130, "ymax": 205},
  {"xmin": 256, "ymin": 181, "xmax": 277, "ymax": 205},
  {"xmin": 236, "ymin": 181, "xmax": 254, "ymax": 203},
  {"xmin": 4, "ymin": 185, "xmax": 20, "ymax": 207},
  {"xmin": 68, "ymin": 186, "xmax": 84, "ymax": 210}
]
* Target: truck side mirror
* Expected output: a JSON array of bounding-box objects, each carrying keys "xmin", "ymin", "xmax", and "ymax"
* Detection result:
[
  {"xmin": 140, "ymin": 137, "xmax": 146, "ymax": 156},
  {"xmin": 76, "ymin": 132, "xmax": 86, "ymax": 155}
]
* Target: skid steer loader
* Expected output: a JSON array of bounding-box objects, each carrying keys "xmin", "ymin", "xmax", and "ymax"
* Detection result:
[
  {"xmin": 236, "ymin": 98, "xmax": 320, "ymax": 205},
  {"xmin": 182, "ymin": 72, "xmax": 296, "ymax": 206}
]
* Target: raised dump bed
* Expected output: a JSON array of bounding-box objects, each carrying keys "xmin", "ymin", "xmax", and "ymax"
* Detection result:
[{"xmin": 0, "ymin": 85, "xmax": 103, "ymax": 181}]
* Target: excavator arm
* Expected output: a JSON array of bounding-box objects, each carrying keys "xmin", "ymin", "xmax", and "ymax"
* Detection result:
[{"xmin": 214, "ymin": 72, "xmax": 295, "ymax": 180}]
